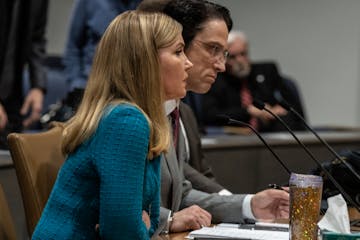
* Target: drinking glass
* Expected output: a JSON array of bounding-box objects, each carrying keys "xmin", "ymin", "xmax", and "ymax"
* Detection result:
[{"xmin": 289, "ymin": 173, "xmax": 323, "ymax": 240}]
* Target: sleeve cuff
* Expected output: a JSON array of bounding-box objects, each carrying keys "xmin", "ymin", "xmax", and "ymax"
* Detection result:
[
  {"xmin": 162, "ymin": 211, "xmax": 172, "ymax": 234},
  {"xmin": 218, "ymin": 189, "xmax": 233, "ymax": 196},
  {"xmin": 242, "ymin": 194, "xmax": 256, "ymax": 220}
]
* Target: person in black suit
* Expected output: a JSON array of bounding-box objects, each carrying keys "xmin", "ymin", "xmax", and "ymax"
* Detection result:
[
  {"xmin": 0, "ymin": 0, "xmax": 48, "ymax": 148},
  {"xmin": 203, "ymin": 30, "xmax": 305, "ymax": 132}
]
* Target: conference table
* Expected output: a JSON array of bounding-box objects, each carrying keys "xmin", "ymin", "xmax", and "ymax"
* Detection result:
[{"xmin": 161, "ymin": 207, "xmax": 360, "ymax": 239}]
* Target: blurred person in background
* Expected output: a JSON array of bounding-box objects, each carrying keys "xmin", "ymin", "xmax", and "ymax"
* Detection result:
[
  {"xmin": 0, "ymin": 0, "xmax": 48, "ymax": 149},
  {"xmin": 62, "ymin": 0, "xmax": 142, "ymax": 112}
]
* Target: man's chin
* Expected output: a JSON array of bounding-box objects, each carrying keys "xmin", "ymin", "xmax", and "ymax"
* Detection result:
[{"xmin": 192, "ymin": 85, "xmax": 211, "ymax": 94}]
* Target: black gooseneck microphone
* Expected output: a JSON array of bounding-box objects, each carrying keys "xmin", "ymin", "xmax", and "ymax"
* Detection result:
[
  {"xmin": 252, "ymin": 98, "xmax": 360, "ymax": 212},
  {"xmin": 216, "ymin": 114, "xmax": 291, "ymax": 176},
  {"xmin": 274, "ymin": 93, "xmax": 360, "ymax": 182}
]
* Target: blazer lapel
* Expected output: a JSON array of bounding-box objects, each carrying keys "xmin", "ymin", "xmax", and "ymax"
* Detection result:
[
  {"xmin": 162, "ymin": 135, "xmax": 184, "ymax": 212},
  {"xmin": 176, "ymin": 125, "xmax": 187, "ymax": 164}
]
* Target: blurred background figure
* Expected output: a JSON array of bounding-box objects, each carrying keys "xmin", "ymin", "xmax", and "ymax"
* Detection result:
[
  {"xmin": 62, "ymin": 0, "xmax": 142, "ymax": 114},
  {"xmin": 40, "ymin": 0, "xmax": 142, "ymax": 127},
  {"xmin": 0, "ymin": 0, "xmax": 49, "ymax": 149},
  {"xmin": 202, "ymin": 30, "xmax": 306, "ymax": 132}
]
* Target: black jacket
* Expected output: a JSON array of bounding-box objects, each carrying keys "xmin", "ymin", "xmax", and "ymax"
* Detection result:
[{"xmin": 0, "ymin": 0, "xmax": 48, "ymax": 101}]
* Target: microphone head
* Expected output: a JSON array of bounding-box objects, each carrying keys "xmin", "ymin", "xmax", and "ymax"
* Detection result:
[
  {"xmin": 253, "ymin": 98, "xmax": 265, "ymax": 110},
  {"xmin": 216, "ymin": 114, "xmax": 231, "ymax": 125}
]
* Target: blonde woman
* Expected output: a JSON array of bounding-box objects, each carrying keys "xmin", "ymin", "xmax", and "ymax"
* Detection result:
[{"xmin": 32, "ymin": 10, "xmax": 192, "ymax": 239}]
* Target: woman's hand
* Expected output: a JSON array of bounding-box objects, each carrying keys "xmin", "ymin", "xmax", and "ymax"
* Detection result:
[{"xmin": 142, "ymin": 210, "xmax": 151, "ymax": 229}]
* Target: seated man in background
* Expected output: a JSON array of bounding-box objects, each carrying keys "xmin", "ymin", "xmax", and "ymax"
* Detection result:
[{"xmin": 203, "ymin": 30, "xmax": 305, "ymax": 132}]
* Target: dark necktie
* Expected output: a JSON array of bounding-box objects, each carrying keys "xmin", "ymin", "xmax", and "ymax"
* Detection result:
[
  {"xmin": 240, "ymin": 80, "xmax": 258, "ymax": 129},
  {"xmin": 170, "ymin": 107, "xmax": 180, "ymax": 148}
]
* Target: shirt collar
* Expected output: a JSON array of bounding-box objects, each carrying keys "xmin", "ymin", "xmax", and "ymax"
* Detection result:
[{"xmin": 164, "ymin": 99, "xmax": 180, "ymax": 116}]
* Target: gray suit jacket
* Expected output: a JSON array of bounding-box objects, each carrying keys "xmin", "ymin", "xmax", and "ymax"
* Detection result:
[{"xmin": 156, "ymin": 104, "xmax": 247, "ymax": 235}]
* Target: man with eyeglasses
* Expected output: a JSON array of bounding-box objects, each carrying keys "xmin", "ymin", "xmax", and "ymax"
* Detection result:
[
  {"xmin": 203, "ymin": 30, "xmax": 306, "ymax": 132},
  {"xmin": 181, "ymin": 38, "xmax": 229, "ymax": 133},
  {"xmin": 139, "ymin": 0, "xmax": 289, "ymax": 236}
]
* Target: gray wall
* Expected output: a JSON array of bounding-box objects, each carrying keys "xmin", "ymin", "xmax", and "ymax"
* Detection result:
[{"xmin": 46, "ymin": 0, "xmax": 360, "ymax": 127}]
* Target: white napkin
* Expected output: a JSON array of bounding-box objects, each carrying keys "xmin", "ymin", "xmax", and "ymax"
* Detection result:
[{"xmin": 318, "ymin": 194, "xmax": 351, "ymax": 233}]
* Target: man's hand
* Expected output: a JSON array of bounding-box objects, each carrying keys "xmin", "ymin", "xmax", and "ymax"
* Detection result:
[
  {"xmin": 20, "ymin": 88, "xmax": 44, "ymax": 128},
  {"xmin": 268, "ymin": 104, "xmax": 287, "ymax": 117},
  {"xmin": 247, "ymin": 103, "xmax": 287, "ymax": 124},
  {"xmin": 247, "ymin": 104, "xmax": 273, "ymax": 123},
  {"xmin": 0, "ymin": 104, "xmax": 8, "ymax": 130},
  {"xmin": 251, "ymin": 189, "xmax": 290, "ymax": 220},
  {"xmin": 170, "ymin": 205, "xmax": 212, "ymax": 233}
]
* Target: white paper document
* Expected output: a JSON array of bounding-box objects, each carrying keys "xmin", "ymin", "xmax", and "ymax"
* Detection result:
[{"xmin": 187, "ymin": 226, "xmax": 289, "ymax": 239}]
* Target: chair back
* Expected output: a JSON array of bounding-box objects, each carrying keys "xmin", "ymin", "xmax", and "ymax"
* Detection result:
[
  {"xmin": 7, "ymin": 124, "xmax": 65, "ymax": 236},
  {"xmin": 0, "ymin": 183, "xmax": 16, "ymax": 240}
]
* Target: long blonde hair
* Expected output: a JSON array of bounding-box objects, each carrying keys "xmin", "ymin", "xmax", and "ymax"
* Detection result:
[{"xmin": 62, "ymin": 11, "xmax": 182, "ymax": 159}]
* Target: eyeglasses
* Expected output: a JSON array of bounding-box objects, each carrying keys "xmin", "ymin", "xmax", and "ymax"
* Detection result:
[{"xmin": 193, "ymin": 39, "xmax": 229, "ymax": 63}]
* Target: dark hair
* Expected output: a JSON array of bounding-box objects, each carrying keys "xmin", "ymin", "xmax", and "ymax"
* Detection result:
[{"xmin": 138, "ymin": 0, "xmax": 233, "ymax": 49}]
